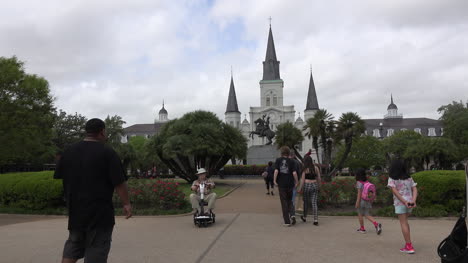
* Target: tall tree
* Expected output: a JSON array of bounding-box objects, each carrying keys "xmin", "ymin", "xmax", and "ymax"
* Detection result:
[
  {"xmin": 0, "ymin": 56, "xmax": 56, "ymax": 166},
  {"xmin": 52, "ymin": 110, "xmax": 87, "ymax": 154},
  {"xmin": 438, "ymin": 101, "xmax": 468, "ymax": 161},
  {"xmin": 383, "ymin": 130, "xmax": 423, "ymax": 160},
  {"xmin": 329, "ymin": 112, "xmax": 365, "ymax": 176},
  {"xmin": 334, "ymin": 135, "xmax": 385, "ymax": 170},
  {"xmin": 303, "ymin": 109, "xmax": 333, "ymax": 163},
  {"xmin": 104, "ymin": 115, "xmax": 126, "ymax": 149},
  {"xmin": 150, "ymin": 110, "xmax": 247, "ymax": 182},
  {"xmin": 275, "ymin": 121, "xmax": 305, "ymax": 161}
]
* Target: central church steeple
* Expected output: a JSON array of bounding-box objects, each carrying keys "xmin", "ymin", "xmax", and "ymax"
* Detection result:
[{"xmin": 262, "ymin": 25, "xmax": 281, "ymax": 81}]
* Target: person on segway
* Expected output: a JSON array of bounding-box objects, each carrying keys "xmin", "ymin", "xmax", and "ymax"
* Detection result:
[{"xmin": 190, "ymin": 168, "xmax": 217, "ymax": 216}]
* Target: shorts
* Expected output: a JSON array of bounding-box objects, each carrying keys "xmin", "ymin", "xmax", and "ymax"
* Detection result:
[
  {"xmin": 395, "ymin": 205, "xmax": 413, "ymax": 215},
  {"xmin": 357, "ymin": 200, "xmax": 372, "ymax": 216},
  {"xmin": 63, "ymin": 227, "xmax": 113, "ymax": 263}
]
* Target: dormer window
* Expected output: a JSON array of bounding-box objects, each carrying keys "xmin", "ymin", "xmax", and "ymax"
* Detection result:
[
  {"xmin": 387, "ymin": 129, "xmax": 394, "ymax": 137},
  {"xmin": 373, "ymin": 129, "xmax": 380, "ymax": 138},
  {"xmin": 428, "ymin": 128, "xmax": 436, "ymax": 137},
  {"xmin": 414, "ymin": 128, "xmax": 421, "ymax": 134}
]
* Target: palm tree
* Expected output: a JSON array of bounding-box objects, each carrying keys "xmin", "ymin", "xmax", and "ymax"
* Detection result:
[
  {"xmin": 303, "ymin": 109, "xmax": 334, "ymax": 165},
  {"xmin": 329, "ymin": 112, "xmax": 365, "ymax": 176}
]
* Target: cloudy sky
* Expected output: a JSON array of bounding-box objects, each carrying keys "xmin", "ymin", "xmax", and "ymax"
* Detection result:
[{"xmin": 1, "ymin": 0, "xmax": 467, "ymax": 126}]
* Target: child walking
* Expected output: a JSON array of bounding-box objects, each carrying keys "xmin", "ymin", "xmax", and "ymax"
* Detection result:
[
  {"xmin": 355, "ymin": 168, "xmax": 382, "ymax": 234},
  {"xmin": 388, "ymin": 158, "xmax": 418, "ymax": 254}
]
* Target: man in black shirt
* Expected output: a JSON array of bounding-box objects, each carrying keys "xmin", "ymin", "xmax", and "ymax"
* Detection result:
[
  {"xmin": 274, "ymin": 146, "xmax": 298, "ymax": 226},
  {"xmin": 54, "ymin": 118, "xmax": 132, "ymax": 263}
]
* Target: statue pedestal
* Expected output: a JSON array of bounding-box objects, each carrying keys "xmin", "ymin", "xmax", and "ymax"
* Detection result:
[{"xmin": 246, "ymin": 145, "xmax": 279, "ymax": 165}]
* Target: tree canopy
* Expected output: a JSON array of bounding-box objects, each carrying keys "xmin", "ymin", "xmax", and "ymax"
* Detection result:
[
  {"xmin": 334, "ymin": 135, "xmax": 385, "ymax": 170},
  {"xmin": 0, "ymin": 56, "xmax": 56, "ymax": 166},
  {"xmin": 52, "ymin": 110, "xmax": 87, "ymax": 154},
  {"xmin": 438, "ymin": 101, "xmax": 468, "ymax": 160},
  {"xmin": 275, "ymin": 121, "xmax": 304, "ymax": 160},
  {"xmin": 150, "ymin": 110, "xmax": 247, "ymax": 182}
]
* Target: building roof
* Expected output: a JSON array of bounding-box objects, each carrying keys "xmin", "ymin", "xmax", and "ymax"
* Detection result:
[
  {"xmin": 159, "ymin": 101, "xmax": 168, "ymax": 115},
  {"xmin": 123, "ymin": 123, "xmax": 166, "ymax": 136},
  {"xmin": 225, "ymin": 76, "xmax": 240, "ymax": 113},
  {"xmin": 305, "ymin": 70, "xmax": 319, "ymax": 111},
  {"xmin": 364, "ymin": 118, "xmax": 443, "ymax": 137},
  {"xmin": 262, "ymin": 26, "xmax": 281, "ymax": 81}
]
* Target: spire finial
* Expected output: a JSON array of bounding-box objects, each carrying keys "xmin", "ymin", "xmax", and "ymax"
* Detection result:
[
  {"xmin": 391, "ymin": 94, "xmax": 394, "ymax": 104},
  {"xmin": 310, "ymin": 64, "xmax": 313, "ymax": 74},
  {"xmin": 268, "ymin": 16, "xmax": 272, "ymax": 27},
  {"xmin": 231, "ymin": 65, "xmax": 233, "ymax": 78}
]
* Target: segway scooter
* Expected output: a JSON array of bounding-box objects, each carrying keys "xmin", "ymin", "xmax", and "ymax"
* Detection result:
[{"xmin": 193, "ymin": 182, "xmax": 215, "ymax": 227}]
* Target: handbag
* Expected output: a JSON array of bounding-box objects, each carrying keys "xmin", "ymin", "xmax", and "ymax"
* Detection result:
[{"xmin": 261, "ymin": 171, "xmax": 268, "ymax": 178}]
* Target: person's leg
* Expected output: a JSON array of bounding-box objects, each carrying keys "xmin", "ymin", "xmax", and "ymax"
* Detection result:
[
  {"xmin": 84, "ymin": 227, "xmax": 113, "ymax": 263},
  {"xmin": 206, "ymin": 193, "xmax": 217, "ymax": 211},
  {"xmin": 311, "ymin": 183, "xmax": 318, "ymax": 223},
  {"xmin": 358, "ymin": 213, "xmax": 364, "ymax": 229},
  {"xmin": 279, "ymin": 188, "xmax": 291, "ymax": 224},
  {"xmin": 290, "ymin": 188, "xmax": 297, "ymax": 217},
  {"xmin": 264, "ymin": 178, "xmax": 270, "ymax": 193},
  {"xmin": 190, "ymin": 194, "xmax": 201, "ymax": 212},
  {"xmin": 269, "ymin": 179, "xmax": 275, "ymax": 194},
  {"xmin": 398, "ymin": 213, "xmax": 412, "ymax": 244},
  {"xmin": 62, "ymin": 230, "xmax": 85, "ymax": 263},
  {"xmin": 302, "ymin": 184, "xmax": 310, "ymax": 218}
]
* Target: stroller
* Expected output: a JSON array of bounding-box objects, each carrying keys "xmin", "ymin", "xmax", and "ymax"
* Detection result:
[
  {"xmin": 193, "ymin": 182, "xmax": 215, "ymax": 227},
  {"xmin": 437, "ymin": 164, "xmax": 468, "ymax": 263}
]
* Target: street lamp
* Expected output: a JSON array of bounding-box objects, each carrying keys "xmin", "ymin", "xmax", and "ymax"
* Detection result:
[{"xmin": 379, "ymin": 122, "xmax": 384, "ymax": 139}]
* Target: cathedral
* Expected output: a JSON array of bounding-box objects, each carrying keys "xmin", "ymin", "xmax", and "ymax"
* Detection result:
[{"xmin": 224, "ymin": 25, "xmax": 320, "ymax": 163}]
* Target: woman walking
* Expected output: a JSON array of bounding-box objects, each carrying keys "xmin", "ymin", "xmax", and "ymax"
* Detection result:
[
  {"xmin": 264, "ymin": 161, "xmax": 275, "ymax": 195},
  {"xmin": 300, "ymin": 155, "xmax": 321, "ymax": 225}
]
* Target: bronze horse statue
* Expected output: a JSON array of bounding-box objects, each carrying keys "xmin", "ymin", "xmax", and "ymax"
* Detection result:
[{"xmin": 249, "ymin": 115, "xmax": 275, "ymax": 145}]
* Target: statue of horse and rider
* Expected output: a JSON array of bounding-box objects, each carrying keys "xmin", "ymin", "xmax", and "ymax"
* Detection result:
[{"xmin": 249, "ymin": 114, "xmax": 276, "ymax": 145}]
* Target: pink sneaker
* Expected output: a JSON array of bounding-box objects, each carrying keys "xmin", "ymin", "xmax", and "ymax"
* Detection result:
[{"xmin": 400, "ymin": 244, "xmax": 415, "ymax": 254}]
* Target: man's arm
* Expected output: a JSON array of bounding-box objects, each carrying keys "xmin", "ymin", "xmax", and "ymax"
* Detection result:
[
  {"xmin": 293, "ymin": 171, "xmax": 298, "ymax": 188},
  {"xmin": 115, "ymin": 182, "xmax": 132, "ymax": 219},
  {"xmin": 274, "ymin": 169, "xmax": 279, "ymax": 186}
]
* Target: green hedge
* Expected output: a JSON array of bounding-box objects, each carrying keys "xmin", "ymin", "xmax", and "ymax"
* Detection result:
[
  {"xmin": 0, "ymin": 171, "xmax": 63, "ymax": 209},
  {"xmin": 412, "ymin": 170, "xmax": 466, "ymax": 214},
  {"xmin": 223, "ymin": 165, "xmax": 267, "ymax": 176}
]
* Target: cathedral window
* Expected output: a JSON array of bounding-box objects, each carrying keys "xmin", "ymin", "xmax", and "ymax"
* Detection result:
[
  {"xmin": 266, "ymin": 97, "xmax": 270, "ymax": 106},
  {"xmin": 273, "ymin": 96, "xmax": 278, "ymax": 106},
  {"xmin": 428, "ymin": 128, "xmax": 436, "ymax": 137}
]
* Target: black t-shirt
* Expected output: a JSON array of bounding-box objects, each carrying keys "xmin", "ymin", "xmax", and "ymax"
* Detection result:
[
  {"xmin": 54, "ymin": 141, "xmax": 126, "ymax": 230},
  {"xmin": 274, "ymin": 157, "xmax": 295, "ymax": 188}
]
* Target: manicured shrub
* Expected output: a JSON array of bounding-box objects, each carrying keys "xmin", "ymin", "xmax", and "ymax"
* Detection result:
[
  {"xmin": 113, "ymin": 179, "xmax": 189, "ymax": 210},
  {"xmin": 412, "ymin": 205, "xmax": 448, "ymax": 217},
  {"xmin": 0, "ymin": 171, "xmax": 63, "ymax": 209},
  {"xmin": 412, "ymin": 171, "xmax": 466, "ymax": 213}
]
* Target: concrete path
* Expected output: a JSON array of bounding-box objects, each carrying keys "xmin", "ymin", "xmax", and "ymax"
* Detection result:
[{"xmin": 0, "ymin": 180, "xmax": 457, "ymax": 263}]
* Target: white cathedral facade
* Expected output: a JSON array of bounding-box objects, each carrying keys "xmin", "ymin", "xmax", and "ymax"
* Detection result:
[{"xmin": 224, "ymin": 25, "xmax": 320, "ymax": 162}]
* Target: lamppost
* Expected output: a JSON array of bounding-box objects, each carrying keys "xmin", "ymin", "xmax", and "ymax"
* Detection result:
[{"xmin": 379, "ymin": 122, "xmax": 384, "ymax": 139}]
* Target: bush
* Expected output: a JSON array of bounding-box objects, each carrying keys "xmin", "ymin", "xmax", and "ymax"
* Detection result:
[
  {"xmin": 412, "ymin": 170, "xmax": 466, "ymax": 213},
  {"xmin": 223, "ymin": 165, "xmax": 267, "ymax": 176},
  {"xmin": 113, "ymin": 179, "xmax": 189, "ymax": 211},
  {"xmin": 0, "ymin": 171, "xmax": 63, "ymax": 209},
  {"xmin": 412, "ymin": 205, "xmax": 449, "ymax": 217}
]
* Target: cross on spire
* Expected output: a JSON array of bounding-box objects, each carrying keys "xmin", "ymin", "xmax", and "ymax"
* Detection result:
[{"xmin": 268, "ymin": 16, "xmax": 272, "ymax": 27}]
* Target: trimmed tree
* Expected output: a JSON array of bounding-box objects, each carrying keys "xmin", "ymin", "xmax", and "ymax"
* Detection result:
[
  {"xmin": 275, "ymin": 121, "xmax": 304, "ymax": 161},
  {"xmin": 149, "ymin": 110, "xmax": 247, "ymax": 182}
]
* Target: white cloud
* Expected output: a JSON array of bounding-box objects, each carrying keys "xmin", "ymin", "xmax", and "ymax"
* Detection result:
[{"xmin": 0, "ymin": 0, "xmax": 467, "ymax": 126}]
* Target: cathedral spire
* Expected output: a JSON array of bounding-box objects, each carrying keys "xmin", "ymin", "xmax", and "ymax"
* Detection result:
[
  {"xmin": 225, "ymin": 74, "xmax": 240, "ymax": 113},
  {"xmin": 262, "ymin": 24, "xmax": 281, "ymax": 80},
  {"xmin": 305, "ymin": 67, "xmax": 319, "ymax": 111}
]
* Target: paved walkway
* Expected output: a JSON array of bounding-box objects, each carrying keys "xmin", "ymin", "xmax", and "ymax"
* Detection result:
[{"xmin": 0, "ymin": 180, "xmax": 456, "ymax": 263}]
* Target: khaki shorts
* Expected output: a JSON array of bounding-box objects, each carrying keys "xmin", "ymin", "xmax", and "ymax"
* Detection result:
[{"xmin": 62, "ymin": 227, "xmax": 113, "ymax": 263}]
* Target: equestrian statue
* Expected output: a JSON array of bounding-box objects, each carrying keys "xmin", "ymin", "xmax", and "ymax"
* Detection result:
[{"xmin": 249, "ymin": 114, "xmax": 276, "ymax": 145}]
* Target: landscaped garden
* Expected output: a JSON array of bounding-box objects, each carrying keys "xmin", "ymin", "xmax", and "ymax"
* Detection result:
[{"xmin": 0, "ymin": 171, "xmax": 234, "ymax": 215}]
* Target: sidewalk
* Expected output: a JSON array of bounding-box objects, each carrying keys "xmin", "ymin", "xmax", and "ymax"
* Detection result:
[{"xmin": 0, "ymin": 179, "xmax": 455, "ymax": 263}]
